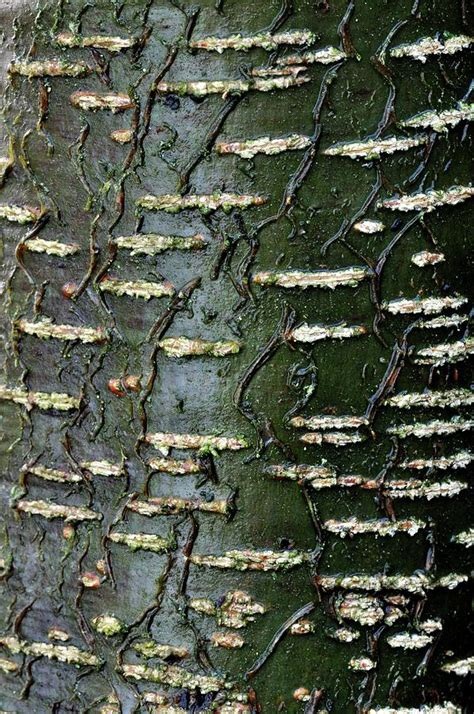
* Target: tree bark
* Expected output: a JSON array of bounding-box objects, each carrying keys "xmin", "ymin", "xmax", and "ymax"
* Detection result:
[{"xmin": 0, "ymin": 1, "xmax": 472, "ymax": 712}]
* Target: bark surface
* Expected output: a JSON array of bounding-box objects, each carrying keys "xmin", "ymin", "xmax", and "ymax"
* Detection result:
[{"xmin": 0, "ymin": 1, "xmax": 472, "ymax": 712}]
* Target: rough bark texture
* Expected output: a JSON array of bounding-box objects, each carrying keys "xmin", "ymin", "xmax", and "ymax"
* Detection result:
[{"xmin": 0, "ymin": 1, "xmax": 472, "ymax": 712}]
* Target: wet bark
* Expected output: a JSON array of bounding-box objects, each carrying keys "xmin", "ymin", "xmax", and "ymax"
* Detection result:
[{"xmin": 0, "ymin": 1, "xmax": 472, "ymax": 712}]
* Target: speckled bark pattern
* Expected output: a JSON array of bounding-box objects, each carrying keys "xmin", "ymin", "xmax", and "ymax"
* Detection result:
[{"xmin": 0, "ymin": 1, "xmax": 472, "ymax": 712}]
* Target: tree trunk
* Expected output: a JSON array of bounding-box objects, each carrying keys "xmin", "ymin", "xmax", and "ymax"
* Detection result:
[{"xmin": 0, "ymin": 1, "xmax": 472, "ymax": 712}]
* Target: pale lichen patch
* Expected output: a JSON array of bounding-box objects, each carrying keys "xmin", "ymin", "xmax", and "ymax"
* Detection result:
[
  {"xmin": 387, "ymin": 480, "xmax": 467, "ymax": 500},
  {"xmin": 411, "ymin": 251, "xmax": 445, "ymax": 267},
  {"xmin": 329, "ymin": 626, "xmax": 360, "ymax": 642},
  {"xmin": 189, "ymin": 591, "xmax": 265, "ymax": 629},
  {"xmin": 99, "ymin": 276, "xmax": 175, "ymax": 300},
  {"xmin": 288, "ymin": 322, "xmax": 367, "ymax": 342},
  {"xmin": 16, "ymin": 499, "xmax": 102, "ymax": 523},
  {"xmin": 301, "ymin": 431, "xmax": 366, "ymax": 446},
  {"xmin": 290, "ymin": 619, "xmax": 315, "ymax": 635},
  {"xmin": 155, "ymin": 75, "xmax": 310, "ymax": 98},
  {"xmin": 215, "ymin": 134, "xmax": 311, "ymax": 159},
  {"xmin": 253, "ymin": 266, "xmax": 368, "ymax": 289},
  {"xmin": 349, "ymin": 656, "xmax": 375, "ymax": 671},
  {"xmin": 382, "ymin": 295, "xmax": 467, "ymax": 315},
  {"xmin": 115, "ymin": 233, "xmax": 206, "ymax": 255},
  {"xmin": 47, "ymin": 628, "xmax": 70, "ymax": 642},
  {"xmin": 387, "ymin": 417, "xmax": 473, "ymax": 439},
  {"xmin": 211, "ymin": 632, "xmax": 245, "ymax": 649},
  {"xmin": 387, "ymin": 633, "xmax": 433, "ymax": 649},
  {"xmin": 17, "ymin": 317, "xmax": 108, "ymax": 344},
  {"xmin": 56, "ymin": 32, "xmax": 135, "ymax": 52},
  {"xmin": 0, "ymin": 635, "xmax": 100, "ymax": 666},
  {"xmin": 316, "ymin": 572, "xmax": 468, "ymax": 594},
  {"xmin": 418, "ymin": 314, "xmax": 468, "ymax": 330},
  {"xmin": 136, "ymin": 192, "xmax": 266, "ymax": 214},
  {"xmin": 189, "ymin": 549, "xmax": 309, "ymax": 571},
  {"xmin": 157, "ymin": 337, "xmax": 241, "ymax": 358},
  {"xmin": 379, "ymin": 185, "xmax": 474, "ymax": 212},
  {"xmin": 277, "ymin": 46, "xmax": 347, "ymax": 65},
  {"xmin": 110, "ymin": 128, "xmax": 133, "ymax": 144},
  {"xmin": 390, "ymin": 34, "xmax": 473, "ymax": 62},
  {"xmin": 414, "ymin": 338, "xmax": 474, "ymax": 366},
  {"xmin": 108, "ymin": 531, "xmax": 176, "ymax": 554},
  {"xmin": 70, "ymin": 91, "xmax": 135, "ymax": 112},
  {"xmin": 385, "ymin": 387, "xmax": 473, "ymax": 409},
  {"xmin": 22, "ymin": 238, "xmax": 80, "ymax": 256},
  {"xmin": 400, "ymin": 102, "xmax": 474, "ymax": 132},
  {"xmin": 440, "ymin": 656, "xmax": 474, "ymax": 676},
  {"xmin": 367, "ymin": 703, "xmax": 461, "ymax": 713},
  {"xmin": 145, "ymin": 432, "xmax": 248, "ymax": 453},
  {"xmin": 0, "ymin": 657, "xmax": 19, "ymax": 673},
  {"xmin": 127, "ymin": 497, "xmax": 229, "ymax": 517},
  {"xmin": 23, "ymin": 464, "xmax": 82, "ymax": 483},
  {"xmin": 335, "ymin": 593, "xmax": 384, "ymax": 626},
  {"xmin": 353, "ymin": 219, "xmax": 385, "ymax": 234},
  {"xmin": 451, "ymin": 528, "xmax": 474, "ymax": 548},
  {"xmin": 324, "ymin": 135, "xmax": 426, "ymax": 159},
  {"xmin": 290, "ymin": 415, "xmax": 368, "ymax": 430},
  {"xmin": 0, "ymin": 156, "xmax": 13, "ymax": 185},
  {"xmin": 0, "ymin": 204, "xmax": 43, "ymax": 224},
  {"xmin": 148, "ymin": 457, "xmax": 201, "ymax": 475},
  {"xmin": 0, "ymin": 385, "xmax": 80, "ymax": 411},
  {"xmin": 324, "ymin": 517, "xmax": 426, "ymax": 538},
  {"xmin": 121, "ymin": 663, "xmax": 229, "ymax": 693},
  {"xmin": 190, "ymin": 30, "xmax": 316, "ymax": 52},
  {"xmin": 134, "ymin": 640, "xmax": 188, "ymax": 660},
  {"xmin": 9, "ymin": 59, "xmax": 91, "ymax": 77},
  {"xmin": 80, "ymin": 460, "xmax": 123, "ymax": 476},
  {"xmin": 92, "ymin": 614, "xmax": 126, "ymax": 636}
]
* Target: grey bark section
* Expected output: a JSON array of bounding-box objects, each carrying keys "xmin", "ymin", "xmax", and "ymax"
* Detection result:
[{"xmin": 0, "ymin": 1, "xmax": 472, "ymax": 713}]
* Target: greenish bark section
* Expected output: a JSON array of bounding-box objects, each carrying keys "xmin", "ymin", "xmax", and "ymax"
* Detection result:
[{"xmin": 0, "ymin": 1, "xmax": 472, "ymax": 712}]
